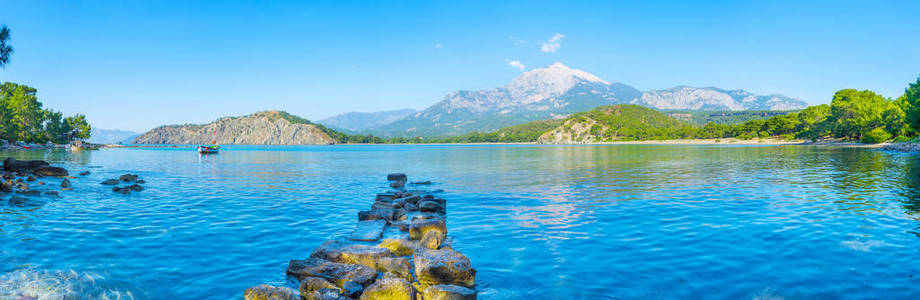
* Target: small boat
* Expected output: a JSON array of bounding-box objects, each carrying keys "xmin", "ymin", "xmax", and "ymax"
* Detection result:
[{"xmin": 197, "ymin": 145, "xmax": 219, "ymax": 154}]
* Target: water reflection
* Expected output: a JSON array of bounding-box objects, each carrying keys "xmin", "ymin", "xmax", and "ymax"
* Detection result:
[{"xmin": 2, "ymin": 145, "xmax": 920, "ymax": 299}]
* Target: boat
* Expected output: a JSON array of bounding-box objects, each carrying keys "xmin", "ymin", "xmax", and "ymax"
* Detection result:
[{"xmin": 197, "ymin": 145, "xmax": 219, "ymax": 154}]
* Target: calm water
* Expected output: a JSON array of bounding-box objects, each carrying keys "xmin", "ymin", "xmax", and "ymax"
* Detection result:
[{"xmin": 2, "ymin": 145, "xmax": 920, "ymax": 299}]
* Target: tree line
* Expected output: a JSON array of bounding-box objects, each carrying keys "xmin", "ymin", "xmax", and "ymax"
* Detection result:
[
  {"xmin": 0, "ymin": 82, "xmax": 92, "ymax": 143},
  {"xmin": 698, "ymin": 76, "xmax": 920, "ymax": 143}
]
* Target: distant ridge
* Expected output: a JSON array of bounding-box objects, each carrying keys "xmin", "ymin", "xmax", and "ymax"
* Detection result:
[
  {"xmin": 88, "ymin": 128, "xmax": 140, "ymax": 144},
  {"xmin": 318, "ymin": 108, "xmax": 417, "ymax": 133},
  {"xmin": 133, "ymin": 110, "xmax": 336, "ymax": 145}
]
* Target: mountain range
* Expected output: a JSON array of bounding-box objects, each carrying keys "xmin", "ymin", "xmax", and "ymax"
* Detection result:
[
  {"xmin": 131, "ymin": 62, "xmax": 809, "ymax": 144},
  {"xmin": 318, "ymin": 109, "xmax": 417, "ymax": 133},
  {"xmin": 88, "ymin": 128, "xmax": 140, "ymax": 144},
  {"xmin": 356, "ymin": 63, "xmax": 807, "ymax": 137}
]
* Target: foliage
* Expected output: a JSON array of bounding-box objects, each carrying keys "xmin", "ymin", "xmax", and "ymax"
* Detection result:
[
  {"xmin": 663, "ymin": 110, "xmax": 798, "ymax": 125},
  {"xmin": 0, "ymin": 25, "xmax": 11, "ymax": 68},
  {"xmin": 829, "ymin": 89, "xmax": 901, "ymax": 140},
  {"xmin": 0, "ymin": 82, "xmax": 91, "ymax": 143},
  {"xmin": 861, "ymin": 127, "xmax": 891, "ymax": 144},
  {"xmin": 900, "ymin": 76, "xmax": 920, "ymax": 135}
]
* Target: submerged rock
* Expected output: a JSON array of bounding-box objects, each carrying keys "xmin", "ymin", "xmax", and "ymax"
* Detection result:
[
  {"xmin": 418, "ymin": 200, "xmax": 446, "ymax": 214},
  {"xmin": 34, "ymin": 166, "xmax": 68, "ymax": 177},
  {"xmin": 414, "ymin": 248, "xmax": 476, "ymax": 288},
  {"xmin": 358, "ymin": 208, "xmax": 393, "ymax": 222},
  {"xmin": 112, "ymin": 187, "xmax": 130, "ymax": 194},
  {"xmin": 286, "ymin": 258, "xmax": 377, "ymax": 288},
  {"xmin": 387, "ymin": 173, "xmax": 407, "ymax": 182},
  {"xmin": 16, "ymin": 190, "xmax": 41, "ymax": 196},
  {"xmin": 101, "ymin": 179, "xmax": 119, "ymax": 185},
  {"xmin": 45, "ymin": 191, "xmax": 59, "ymax": 196},
  {"xmin": 128, "ymin": 184, "xmax": 144, "ymax": 191},
  {"xmin": 348, "ymin": 220, "xmax": 388, "ymax": 241},
  {"xmin": 410, "ymin": 181, "xmax": 433, "ymax": 185},
  {"xmin": 359, "ymin": 277, "xmax": 413, "ymax": 300},
  {"xmin": 399, "ymin": 195, "xmax": 422, "ymax": 205},
  {"xmin": 243, "ymin": 284, "xmax": 297, "ymax": 300},
  {"xmin": 0, "ymin": 181, "xmax": 12, "ymax": 193},
  {"xmin": 79, "ymin": 171, "xmax": 90, "ymax": 176},
  {"xmin": 409, "ymin": 216, "xmax": 447, "ymax": 240},
  {"xmin": 119, "ymin": 174, "xmax": 138, "ymax": 182},
  {"xmin": 422, "ymin": 284, "xmax": 477, "ymax": 300},
  {"xmin": 3, "ymin": 158, "xmax": 49, "ymax": 172},
  {"xmin": 8, "ymin": 196, "xmax": 37, "ymax": 206},
  {"xmin": 376, "ymin": 193, "xmax": 396, "ymax": 201},
  {"xmin": 60, "ymin": 179, "xmax": 71, "ymax": 188}
]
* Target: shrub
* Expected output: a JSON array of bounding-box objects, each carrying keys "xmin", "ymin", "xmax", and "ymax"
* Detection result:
[{"xmin": 860, "ymin": 127, "xmax": 891, "ymax": 144}]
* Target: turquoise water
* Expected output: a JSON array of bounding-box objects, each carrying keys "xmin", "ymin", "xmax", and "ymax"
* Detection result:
[{"xmin": 2, "ymin": 145, "xmax": 920, "ymax": 299}]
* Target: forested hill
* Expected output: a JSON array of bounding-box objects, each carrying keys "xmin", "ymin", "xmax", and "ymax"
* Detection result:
[{"xmin": 537, "ymin": 105, "xmax": 695, "ymax": 143}]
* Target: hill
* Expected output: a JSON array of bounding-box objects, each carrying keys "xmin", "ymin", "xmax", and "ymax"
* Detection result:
[
  {"xmin": 537, "ymin": 105, "xmax": 696, "ymax": 144},
  {"xmin": 133, "ymin": 111, "xmax": 337, "ymax": 145}
]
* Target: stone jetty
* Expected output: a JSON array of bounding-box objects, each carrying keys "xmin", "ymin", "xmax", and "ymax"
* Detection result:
[{"xmin": 245, "ymin": 174, "xmax": 477, "ymax": 300}]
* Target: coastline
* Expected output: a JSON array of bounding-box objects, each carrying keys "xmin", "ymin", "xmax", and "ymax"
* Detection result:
[{"xmin": 94, "ymin": 138, "xmax": 896, "ymax": 147}]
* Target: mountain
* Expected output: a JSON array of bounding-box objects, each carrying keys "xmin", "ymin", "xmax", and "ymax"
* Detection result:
[
  {"xmin": 318, "ymin": 108, "xmax": 417, "ymax": 132},
  {"xmin": 88, "ymin": 128, "xmax": 140, "ymax": 144},
  {"xmin": 133, "ymin": 111, "xmax": 336, "ymax": 145},
  {"xmin": 537, "ymin": 104, "xmax": 694, "ymax": 144},
  {"xmin": 635, "ymin": 86, "xmax": 807, "ymax": 111},
  {"xmin": 372, "ymin": 63, "xmax": 642, "ymax": 137},
  {"xmin": 369, "ymin": 63, "xmax": 808, "ymax": 137}
]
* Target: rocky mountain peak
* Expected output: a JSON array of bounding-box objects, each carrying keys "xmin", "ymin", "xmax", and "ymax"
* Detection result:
[{"xmin": 504, "ymin": 62, "xmax": 611, "ymax": 103}]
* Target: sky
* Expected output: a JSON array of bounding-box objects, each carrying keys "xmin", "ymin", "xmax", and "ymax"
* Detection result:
[{"xmin": 1, "ymin": 0, "xmax": 918, "ymax": 132}]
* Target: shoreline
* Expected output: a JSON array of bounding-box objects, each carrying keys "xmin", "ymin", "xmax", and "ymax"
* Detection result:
[{"xmin": 2, "ymin": 140, "xmax": 896, "ymax": 149}]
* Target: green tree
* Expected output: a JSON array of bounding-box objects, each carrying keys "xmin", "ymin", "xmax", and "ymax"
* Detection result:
[
  {"xmin": 899, "ymin": 76, "xmax": 920, "ymax": 135},
  {"xmin": 829, "ymin": 89, "xmax": 899, "ymax": 141},
  {"xmin": 0, "ymin": 25, "xmax": 11, "ymax": 68},
  {"xmin": 65, "ymin": 114, "xmax": 91, "ymax": 140},
  {"xmin": 1, "ymin": 82, "xmax": 43, "ymax": 141}
]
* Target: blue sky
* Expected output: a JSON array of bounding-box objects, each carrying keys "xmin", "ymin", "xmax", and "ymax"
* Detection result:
[{"xmin": 1, "ymin": 0, "xmax": 918, "ymax": 132}]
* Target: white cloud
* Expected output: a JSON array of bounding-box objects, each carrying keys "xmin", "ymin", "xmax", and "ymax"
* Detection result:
[
  {"xmin": 434, "ymin": 44, "xmax": 443, "ymax": 49},
  {"xmin": 506, "ymin": 59, "xmax": 525, "ymax": 71},
  {"xmin": 541, "ymin": 33, "xmax": 565, "ymax": 53}
]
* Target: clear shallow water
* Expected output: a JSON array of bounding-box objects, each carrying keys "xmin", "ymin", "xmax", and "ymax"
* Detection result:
[{"xmin": 2, "ymin": 145, "xmax": 920, "ymax": 299}]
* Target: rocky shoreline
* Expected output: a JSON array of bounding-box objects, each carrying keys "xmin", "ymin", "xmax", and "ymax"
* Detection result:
[
  {"xmin": 244, "ymin": 174, "xmax": 477, "ymax": 300},
  {"xmin": 879, "ymin": 142, "xmax": 920, "ymax": 152}
]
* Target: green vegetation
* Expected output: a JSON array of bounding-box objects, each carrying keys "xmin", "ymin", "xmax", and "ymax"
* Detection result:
[
  {"xmin": 425, "ymin": 118, "xmax": 565, "ymax": 143},
  {"xmin": 0, "ymin": 82, "xmax": 91, "ymax": 143},
  {"xmin": 0, "ymin": 25, "xmax": 11, "ymax": 68},
  {"xmin": 569, "ymin": 105, "xmax": 697, "ymax": 141},
  {"xmin": 664, "ymin": 110, "xmax": 798, "ymax": 126}
]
